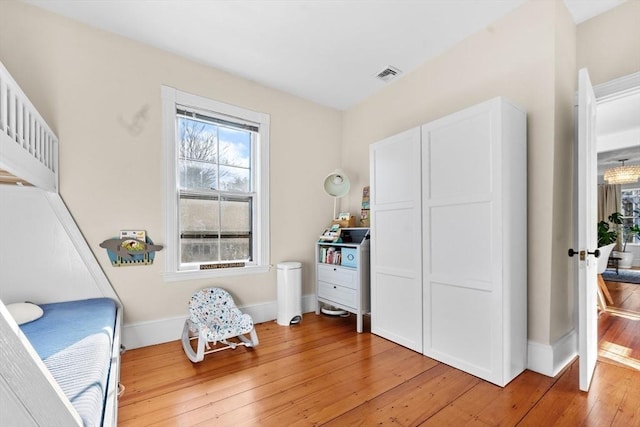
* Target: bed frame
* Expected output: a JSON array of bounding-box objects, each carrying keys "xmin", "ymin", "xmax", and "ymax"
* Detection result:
[
  {"xmin": 0, "ymin": 60, "xmax": 123, "ymax": 426},
  {"xmin": 0, "ymin": 62, "xmax": 58, "ymax": 191}
]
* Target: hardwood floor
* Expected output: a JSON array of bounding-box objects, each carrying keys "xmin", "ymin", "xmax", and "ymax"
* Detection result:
[
  {"xmin": 119, "ymin": 313, "xmax": 640, "ymax": 426},
  {"xmin": 604, "ymin": 280, "xmax": 640, "ymax": 313}
]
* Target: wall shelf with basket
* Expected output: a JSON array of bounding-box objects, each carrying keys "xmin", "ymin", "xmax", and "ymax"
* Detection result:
[{"xmin": 100, "ymin": 230, "xmax": 163, "ymax": 267}]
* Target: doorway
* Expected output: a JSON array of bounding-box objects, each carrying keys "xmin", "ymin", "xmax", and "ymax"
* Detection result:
[
  {"xmin": 596, "ymin": 87, "xmax": 640, "ymax": 314},
  {"xmin": 593, "ymin": 73, "xmax": 640, "ymax": 371}
]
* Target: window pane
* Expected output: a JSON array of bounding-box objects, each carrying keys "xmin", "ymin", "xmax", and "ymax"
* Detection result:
[
  {"xmin": 219, "ymin": 126, "xmax": 251, "ymax": 192},
  {"xmin": 219, "ymin": 165, "xmax": 250, "ymax": 192},
  {"xmin": 178, "ymin": 117, "xmax": 218, "ymax": 162},
  {"xmin": 220, "ymin": 198, "xmax": 251, "ymax": 232},
  {"xmin": 220, "ymin": 198, "xmax": 252, "ymax": 261},
  {"xmin": 219, "ymin": 127, "xmax": 251, "ymax": 168},
  {"xmin": 219, "ymin": 236, "xmax": 250, "ymax": 261},
  {"xmin": 179, "ymin": 160, "xmax": 217, "ymax": 190},
  {"xmin": 179, "ymin": 196, "xmax": 252, "ymax": 264},
  {"xmin": 180, "ymin": 197, "xmax": 219, "ymax": 234},
  {"xmin": 181, "ymin": 237, "xmax": 218, "ymax": 264},
  {"xmin": 621, "ymin": 188, "xmax": 640, "ymax": 244},
  {"xmin": 179, "ymin": 197, "xmax": 218, "ymax": 264}
]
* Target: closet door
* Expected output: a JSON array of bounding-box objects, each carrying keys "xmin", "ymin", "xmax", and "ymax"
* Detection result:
[
  {"xmin": 370, "ymin": 127, "xmax": 423, "ymax": 352},
  {"xmin": 421, "ymin": 98, "xmax": 526, "ymax": 386}
]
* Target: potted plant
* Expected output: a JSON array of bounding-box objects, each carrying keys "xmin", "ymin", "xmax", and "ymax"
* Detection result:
[
  {"xmin": 597, "ymin": 212, "xmax": 621, "ymax": 272},
  {"xmin": 597, "ymin": 212, "xmax": 622, "ymax": 247},
  {"xmin": 603, "ymin": 210, "xmax": 640, "ymax": 269}
]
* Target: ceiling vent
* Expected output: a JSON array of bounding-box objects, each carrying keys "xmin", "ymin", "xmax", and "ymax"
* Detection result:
[{"xmin": 375, "ymin": 66, "xmax": 402, "ymax": 82}]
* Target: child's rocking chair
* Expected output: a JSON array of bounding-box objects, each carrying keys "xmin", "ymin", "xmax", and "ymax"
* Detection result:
[{"xmin": 181, "ymin": 287, "xmax": 259, "ymax": 363}]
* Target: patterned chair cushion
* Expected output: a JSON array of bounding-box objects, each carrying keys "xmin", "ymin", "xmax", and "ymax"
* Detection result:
[{"xmin": 188, "ymin": 288, "xmax": 254, "ymax": 343}]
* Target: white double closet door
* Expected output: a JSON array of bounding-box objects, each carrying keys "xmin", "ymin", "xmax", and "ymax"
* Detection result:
[{"xmin": 370, "ymin": 97, "xmax": 527, "ymax": 387}]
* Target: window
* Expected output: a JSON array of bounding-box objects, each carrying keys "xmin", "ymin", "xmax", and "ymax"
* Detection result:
[
  {"xmin": 162, "ymin": 86, "xmax": 270, "ymax": 280},
  {"xmin": 621, "ymin": 187, "xmax": 640, "ymax": 245}
]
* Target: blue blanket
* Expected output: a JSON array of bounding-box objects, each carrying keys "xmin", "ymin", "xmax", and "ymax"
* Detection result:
[{"xmin": 20, "ymin": 298, "xmax": 117, "ymax": 427}]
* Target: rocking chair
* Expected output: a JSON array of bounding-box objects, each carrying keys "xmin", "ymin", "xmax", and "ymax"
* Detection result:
[{"xmin": 181, "ymin": 287, "xmax": 259, "ymax": 363}]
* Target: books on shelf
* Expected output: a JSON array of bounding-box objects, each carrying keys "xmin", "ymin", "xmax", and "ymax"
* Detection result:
[
  {"xmin": 319, "ymin": 224, "xmax": 341, "ymax": 242},
  {"xmin": 317, "ymin": 227, "xmax": 369, "ymax": 267},
  {"xmin": 360, "ymin": 186, "xmax": 370, "ymax": 227},
  {"xmin": 120, "ymin": 229, "xmax": 146, "ymax": 242},
  {"xmin": 361, "ymin": 186, "xmax": 370, "ymax": 209},
  {"xmin": 319, "ymin": 246, "xmax": 342, "ymax": 265}
]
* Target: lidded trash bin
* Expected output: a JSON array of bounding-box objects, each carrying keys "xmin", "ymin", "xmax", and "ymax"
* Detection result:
[{"xmin": 277, "ymin": 261, "xmax": 302, "ymax": 325}]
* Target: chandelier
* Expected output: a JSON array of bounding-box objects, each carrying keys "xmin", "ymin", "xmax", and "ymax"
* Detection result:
[{"xmin": 604, "ymin": 159, "xmax": 640, "ymax": 184}]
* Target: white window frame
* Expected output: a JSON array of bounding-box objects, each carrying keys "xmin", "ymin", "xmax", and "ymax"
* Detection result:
[
  {"xmin": 621, "ymin": 187, "xmax": 640, "ymax": 246},
  {"xmin": 162, "ymin": 86, "xmax": 270, "ymax": 280}
]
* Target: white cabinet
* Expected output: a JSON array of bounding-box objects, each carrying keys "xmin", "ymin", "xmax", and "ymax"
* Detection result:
[
  {"xmin": 370, "ymin": 97, "xmax": 527, "ymax": 387},
  {"xmin": 316, "ymin": 228, "xmax": 370, "ymax": 333},
  {"xmin": 369, "ymin": 127, "xmax": 423, "ymax": 352}
]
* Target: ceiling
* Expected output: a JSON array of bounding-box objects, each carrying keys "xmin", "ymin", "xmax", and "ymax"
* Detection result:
[
  {"xmin": 597, "ymin": 91, "xmax": 640, "ymax": 176},
  {"xmin": 24, "ymin": 0, "xmax": 627, "ymax": 111},
  {"xmin": 22, "ymin": 0, "xmax": 637, "ymax": 177}
]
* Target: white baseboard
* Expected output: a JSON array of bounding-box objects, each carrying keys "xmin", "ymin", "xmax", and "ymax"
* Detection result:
[
  {"xmin": 126, "ymin": 299, "xmax": 580, "ymax": 376},
  {"xmin": 122, "ymin": 294, "xmax": 318, "ymax": 350},
  {"xmin": 526, "ymin": 329, "xmax": 577, "ymax": 377}
]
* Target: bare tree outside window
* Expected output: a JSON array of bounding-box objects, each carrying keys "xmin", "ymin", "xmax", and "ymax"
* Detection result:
[
  {"xmin": 162, "ymin": 86, "xmax": 270, "ymax": 277},
  {"xmin": 177, "ymin": 115, "xmax": 253, "ymax": 264},
  {"xmin": 178, "ymin": 118, "xmax": 251, "ymax": 192}
]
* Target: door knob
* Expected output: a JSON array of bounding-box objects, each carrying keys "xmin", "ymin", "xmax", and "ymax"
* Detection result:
[{"xmin": 568, "ymin": 248, "xmax": 600, "ymax": 259}]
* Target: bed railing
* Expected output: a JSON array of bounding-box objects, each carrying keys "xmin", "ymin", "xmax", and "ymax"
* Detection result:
[{"xmin": 0, "ymin": 61, "xmax": 58, "ymax": 192}]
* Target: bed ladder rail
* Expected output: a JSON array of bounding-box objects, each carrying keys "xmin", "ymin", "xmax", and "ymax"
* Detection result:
[{"xmin": 0, "ymin": 60, "xmax": 58, "ymax": 192}]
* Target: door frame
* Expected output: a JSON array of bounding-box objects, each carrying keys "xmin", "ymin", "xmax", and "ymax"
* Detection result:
[
  {"xmin": 590, "ymin": 72, "xmax": 640, "ymax": 104},
  {"xmin": 574, "ymin": 71, "xmax": 640, "ymax": 389}
]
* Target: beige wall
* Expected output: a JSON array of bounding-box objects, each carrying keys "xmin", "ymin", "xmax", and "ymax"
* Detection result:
[
  {"xmin": 0, "ymin": 0, "xmax": 342, "ymax": 324},
  {"xmin": 577, "ymin": 0, "xmax": 640, "ymax": 86},
  {"xmin": 1, "ymin": 0, "xmax": 637, "ymax": 346},
  {"xmin": 342, "ymin": 0, "xmax": 573, "ymax": 345},
  {"xmin": 341, "ymin": 0, "xmax": 639, "ymax": 347},
  {"xmin": 549, "ymin": 0, "xmax": 577, "ymax": 344}
]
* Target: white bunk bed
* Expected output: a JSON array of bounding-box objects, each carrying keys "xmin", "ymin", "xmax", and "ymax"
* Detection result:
[{"xmin": 0, "ymin": 60, "xmax": 123, "ymax": 426}]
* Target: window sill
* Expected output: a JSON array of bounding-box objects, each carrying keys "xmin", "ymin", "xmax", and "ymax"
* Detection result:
[{"xmin": 162, "ymin": 264, "xmax": 271, "ymax": 282}]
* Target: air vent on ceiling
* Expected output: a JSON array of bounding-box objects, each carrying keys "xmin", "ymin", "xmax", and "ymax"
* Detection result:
[{"xmin": 375, "ymin": 66, "xmax": 402, "ymax": 82}]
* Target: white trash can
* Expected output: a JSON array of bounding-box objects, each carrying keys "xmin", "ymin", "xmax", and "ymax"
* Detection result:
[{"xmin": 276, "ymin": 261, "xmax": 302, "ymax": 326}]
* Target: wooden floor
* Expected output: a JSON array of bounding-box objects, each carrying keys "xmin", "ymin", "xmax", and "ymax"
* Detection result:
[
  {"xmin": 604, "ymin": 279, "xmax": 640, "ymax": 313},
  {"xmin": 119, "ymin": 311, "xmax": 640, "ymax": 426}
]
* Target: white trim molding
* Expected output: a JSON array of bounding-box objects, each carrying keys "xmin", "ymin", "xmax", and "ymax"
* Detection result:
[
  {"xmin": 122, "ymin": 294, "xmax": 318, "ymax": 349},
  {"xmin": 593, "ymin": 71, "xmax": 640, "ymax": 102},
  {"xmin": 527, "ymin": 329, "xmax": 577, "ymax": 377},
  {"xmin": 161, "ymin": 85, "xmax": 271, "ymax": 281}
]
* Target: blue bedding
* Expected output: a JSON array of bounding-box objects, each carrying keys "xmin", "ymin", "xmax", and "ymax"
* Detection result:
[{"xmin": 20, "ymin": 298, "xmax": 117, "ymax": 427}]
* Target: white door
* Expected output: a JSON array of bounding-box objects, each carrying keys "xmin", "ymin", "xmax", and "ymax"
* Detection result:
[
  {"xmin": 422, "ymin": 101, "xmax": 501, "ymax": 383},
  {"xmin": 421, "ymin": 98, "xmax": 527, "ymax": 387},
  {"xmin": 370, "ymin": 127, "xmax": 423, "ymax": 352},
  {"xmin": 576, "ymin": 68, "xmax": 599, "ymax": 392}
]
